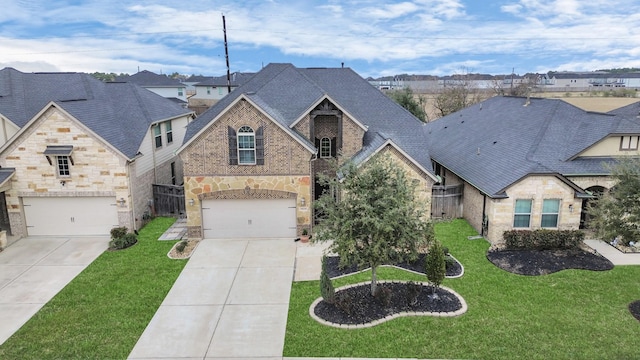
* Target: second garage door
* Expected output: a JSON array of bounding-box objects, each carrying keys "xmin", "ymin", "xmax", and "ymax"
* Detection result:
[
  {"xmin": 23, "ymin": 197, "xmax": 119, "ymax": 236},
  {"xmin": 202, "ymin": 198, "xmax": 297, "ymax": 239}
]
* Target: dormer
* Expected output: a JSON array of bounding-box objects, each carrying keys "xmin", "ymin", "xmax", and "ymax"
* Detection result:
[{"xmin": 576, "ymin": 134, "xmax": 640, "ymax": 158}]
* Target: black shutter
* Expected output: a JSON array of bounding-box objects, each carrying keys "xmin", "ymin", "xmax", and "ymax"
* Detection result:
[
  {"xmin": 255, "ymin": 126, "xmax": 264, "ymax": 165},
  {"xmin": 331, "ymin": 137, "xmax": 337, "ymax": 157},
  {"xmin": 228, "ymin": 126, "xmax": 238, "ymax": 165}
]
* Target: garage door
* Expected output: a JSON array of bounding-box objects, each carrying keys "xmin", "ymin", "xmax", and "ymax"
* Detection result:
[
  {"xmin": 23, "ymin": 197, "xmax": 119, "ymax": 236},
  {"xmin": 202, "ymin": 198, "xmax": 297, "ymax": 239}
]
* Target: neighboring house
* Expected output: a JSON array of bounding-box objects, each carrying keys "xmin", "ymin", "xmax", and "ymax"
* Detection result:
[
  {"xmin": 426, "ymin": 96, "xmax": 640, "ymax": 244},
  {"xmin": 178, "ymin": 63, "xmax": 438, "ymax": 240},
  {"xmin": 191, "ymin": 72, "xmax": 254, "ymax": 101},
  {"xmin": 116, "ymin": 70, "xmax": 188, "ymax": 103},
  {"xmin": 0, "ymin": 68, "xmax": 193, "ymax": 240},
  {"xmin": 183, "ymin": 74, "xmax": 211, "ymax": 96}
]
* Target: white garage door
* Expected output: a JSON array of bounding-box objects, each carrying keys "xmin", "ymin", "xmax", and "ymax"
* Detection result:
[
  {"xmin": 202, "ymin": 198, "xmax": 297, "ymax": 239},
  {"xmin": 23, "ymin": 197, "xmax": 119, "ymax": 236}
]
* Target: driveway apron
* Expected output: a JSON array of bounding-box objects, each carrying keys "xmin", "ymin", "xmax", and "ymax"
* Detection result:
[
  {"xmin": 128, "ymin": 238, "xmax": 296, "ymax": 359},
  {"xmin": 0, "ymin": 236, "xmax": 109, "ymax": 345}
]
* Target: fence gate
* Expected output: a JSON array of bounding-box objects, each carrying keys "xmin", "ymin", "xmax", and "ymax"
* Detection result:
[
  {"xmin": 152, "ymin": 184, "xmax": 185, "ymax": 217},
  {"xmin": 431, "ymin": 184, "xmax": 463, "ymax": 219}
]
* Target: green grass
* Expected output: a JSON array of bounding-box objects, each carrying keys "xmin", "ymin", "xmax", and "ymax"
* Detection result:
[
  {"xmin": 0, "ymin": 217, "xmax": 187, "ymax": 360},
  {"xmin": 284, "ymin": 219, "xmax": 640, "ymax": 360}
]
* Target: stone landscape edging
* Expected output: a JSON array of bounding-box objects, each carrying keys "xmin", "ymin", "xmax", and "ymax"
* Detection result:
[{"xmin": 309, "ymin": 280, "xmax": 468, "ymax": 329}]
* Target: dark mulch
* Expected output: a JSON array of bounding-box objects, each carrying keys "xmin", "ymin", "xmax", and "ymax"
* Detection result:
[
  {"xmin": 314, "ymin": 282, "xmax": 462, "ymax": 325},
  {"xmin": 629, "ymin": 300, "xmax": 640, "ymax": 321},
  {"xmin": 324, "ymin": 254, "xmax": 463, "ymax": 279},
  {"xmin": 486, "ymin": 248, "xmax": 614, "ymax": 276}
]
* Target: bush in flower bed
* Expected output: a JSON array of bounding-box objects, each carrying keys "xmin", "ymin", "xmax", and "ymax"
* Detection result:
[
  {"xmin": 109, "ymin": 227, "xmax": 138, "ymax": 250},
  {"xmin": 503, "ymin": 229, "xmax": 584, "ymax": 250}
]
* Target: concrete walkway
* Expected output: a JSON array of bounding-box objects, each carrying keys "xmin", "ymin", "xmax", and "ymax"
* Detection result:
[
  {"xmin": 128, "ymin": 238, "xmax": 296, "ymax": 359},
  {"xmin": 0, "ymin": 236, "xmax": 109, "ymax": 345},
  {"xmin": 584, "ymin": 239, "xmax": 640, "ymax": 265}
]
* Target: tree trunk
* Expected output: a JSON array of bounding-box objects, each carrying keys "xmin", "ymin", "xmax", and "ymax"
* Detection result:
[{"xmin": 370, "ymin": 265, "xmax": 377, "ymax": 296}]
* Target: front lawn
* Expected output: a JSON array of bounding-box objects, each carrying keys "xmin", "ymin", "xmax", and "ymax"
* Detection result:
[
  {"xmin": 0, "ymin": 217, "xmax": 187, "ymax": 360},
  {"xmin": 284, "ymin": 219, "xmax": 640, "ymax": 360}
]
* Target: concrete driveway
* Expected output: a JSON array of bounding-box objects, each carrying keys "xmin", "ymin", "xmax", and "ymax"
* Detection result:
[
  {"xmin": 128, "ymin": 238, "xmax": 296, "ymax": 359},
  {"xmin": 0, "ymin": 236, "xmax": 109, "ymax": 345}
]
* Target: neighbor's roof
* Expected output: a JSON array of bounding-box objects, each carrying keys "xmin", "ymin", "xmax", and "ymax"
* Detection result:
[
  {"xmin": 425, "ymin": 96, "xmax": 640, "ymax": 197},
  {"xmin": 115, "ymin": 70, "xmax": 185, "ymax": 88},
  {"xmin": 0, "ymin": 67, "xmax": 192, "ymax": 159},
  {"xmin": 183, "ymin": 63, "xmax": 434, "ymax": 176},
  {"xmin": 195, "ymin": 72, "xmax": 255, "ymax": 87}
]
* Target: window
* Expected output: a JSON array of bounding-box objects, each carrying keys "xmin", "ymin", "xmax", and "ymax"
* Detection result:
[
  {"xmin": 237, "ymin": 126, "xmax": 256, "ymax": 165},
  {"xmin": 154, "ymin": 124, "xmax": 162, "ymax": 148},
  {"xmin": 620, "ymin": 136, "xmax": 639, "ymax": 150},
  {"xmin": 207, "ymin": 87, "xmax": 211, "ymax": 95},
  {"xmin": 178, "ymin": 88, "xmax": 184, "ymax": 96},
  {"xmin": 165, "ymin": 121, "xmax": 173, "ymax": 144},
  {"xmin": 320, "ymin": 137, "xmax": 331, "ymax": 158},
  {"xmin": 218, "ymin": 87, "xmax": 224, "ymax": 95},
  {"xmin": 513, "ymin": 199, "xmax": 532, "ymax": 228},
  {"xmin": 541, "ymin": 199, "xmax": 560, "ymax": 228},
  {"xmin": 170, "ymin": 161, "xmax": 176, "ymax": 185},
  {"xmin": 57, "ymin": 156, "xmax": 70, "ymax": 177}
]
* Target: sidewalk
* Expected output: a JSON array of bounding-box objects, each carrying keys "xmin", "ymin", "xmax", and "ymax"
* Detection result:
[{"xmin": 584, "ymin": 239, "xmax": 640, "ymax": 265}]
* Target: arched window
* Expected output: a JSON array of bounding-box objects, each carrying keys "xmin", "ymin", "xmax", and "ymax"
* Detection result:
[
  {"xmin": 237, "ymin": 126, "xmax": 256, "ymax": 165},
  {"xmin": 320, "ymin": 137, "xmax": 331, "ymax": 158}
]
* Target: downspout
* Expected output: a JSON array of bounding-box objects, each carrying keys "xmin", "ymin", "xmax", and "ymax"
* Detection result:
[
  {"xmin": 481, "ymin": 194, "xmax": 487, "ymax": 237},
  {"xmin": 126, "ymin": 160, "xmax": 137, "ymax": 231},
  {"xmin": 150, "ymin": 124, "xmax": 158, "ymax": 183}
]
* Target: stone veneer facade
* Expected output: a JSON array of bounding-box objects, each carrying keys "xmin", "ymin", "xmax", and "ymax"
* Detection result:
[
  {"xmin": 181, "ymin": 98, "xmax": 313, "ymax": 239},
  {"xmin": 1, "ymin": 106, "xmax": 135, "ymax": 236}
]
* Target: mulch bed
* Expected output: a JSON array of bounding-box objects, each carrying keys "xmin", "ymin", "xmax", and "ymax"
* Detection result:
[
  {"xmin": 324, "ymin": 253, "xmax": 463, "ymax": 279},
  {"xmin": 314, "ymin": 282, "xmax": 462, "ymax": 325},
  {"xmin": 486, "ymin": 248, "xmax": 614, "ymax": 276},
  {"xmin": 629, "ymin": 300, "xmax": 640, "ymax": 321}
]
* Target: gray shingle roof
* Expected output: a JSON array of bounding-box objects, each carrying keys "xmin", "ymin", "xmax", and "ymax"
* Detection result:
[
  {"xmin": 425, "ymin": 96, "xmax": 640, "ymax": 197},
  {"xmin": 0, "ymin": 67, "xmax": 192, "ymax": 159},
  {"xmin": 195, "ymin": 72, "xmax": 254, "ymax": 87},
  {"xmin": 182, "ymin": 63, "xmax": 434, "ymax": 176},
  {"xmin": 115, "ymin": 70, "xmax": 185, "ymax": 87}
]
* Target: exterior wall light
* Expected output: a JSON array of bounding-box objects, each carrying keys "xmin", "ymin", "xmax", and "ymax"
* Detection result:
[
  {"xmin": 568, "ymin": 204, "xmax": 574, "ymax": 213},
  {"xmin": 189, "ymin": 198, "xmax": 195, "ymax": 206},
  {"xmin": 300, "ymin": 197, "xmax": 306, "ymax": 206},
  {"xmin": 118, "ymin": 197, "xmax": 126, "ymax": 208}
]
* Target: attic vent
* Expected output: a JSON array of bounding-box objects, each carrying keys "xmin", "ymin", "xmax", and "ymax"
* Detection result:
[
  {"xmin": 60, "ymin": 98, "xmax": 87, "ymax": 102},
  {"xmin": 461, "ymin": 120, "xmax": 465, "ymax": 123},
  {"xmin": 444, "ymin": 126, "xmax": 448, "ymax": 129},
  {"xmin": 245, "ymin": 91, "xmax": 256, "ymax": 95},
  {"xmin": 493, "ymin": 141, "xmax": 497, "ymax": 145}
]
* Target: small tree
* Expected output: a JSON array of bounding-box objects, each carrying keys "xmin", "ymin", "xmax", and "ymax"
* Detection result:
[
  {"xmin": 314, "ymin": 154, "xmax": 434, "ymax": 296},
  {"xmin": 320, "ymin": 255, "xmax": 335, "ymax": 304},
  {"xmin": 588, "ymin": 157, "xmax": 640, "ymax": 245},
  {"xmin": 433, "ymin": 70, "xmax": 484, "ymax": 117},
  {"xmin": 387, "ymin": 87, "xmax": 428, "ymax": 122},
  {"xmin": 425, "ymin": 240, "xmax": 446, "ymax": 296}
]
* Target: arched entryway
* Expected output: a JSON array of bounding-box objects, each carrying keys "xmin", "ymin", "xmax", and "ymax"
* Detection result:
[{"xmin": 580, "ymin": 185, "xmax": 606, "ymax": 229}]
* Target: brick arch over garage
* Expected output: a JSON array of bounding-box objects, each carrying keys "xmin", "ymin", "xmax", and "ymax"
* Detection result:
[{"xmin": 198, "ymin": 187, "xmax": 297, "ymax": 201}]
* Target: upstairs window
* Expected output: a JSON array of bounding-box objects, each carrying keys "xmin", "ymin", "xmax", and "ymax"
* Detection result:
[
  {"xmin": 178, "ymin": 88, "xmax": 184, "ymax": 96},
  {"xmin": 541, "ymin": 199, "xmax": 560, "ymax": 228},
  {"xmin": 207, "ymin": 87, "xmax": 211, "ymax": 95},
  {"xmin": 620, "ymin": 136, "xmax": 639, "ymax": 150},
  {"xmin": 154, "ymin": 124, "xmax": 162, "ymax": 148},
  {"xmin": 237, "ymin": 126, "xmax": 256, "ymax": 165},
  {"xmin": 320, "ymin": 137, "xmax": 331, "ymax": 158},
  {"xmin": 513, "ymin": 199, "xmax": 532, "ymax": 228},
  {"xmin": 57, "ymin": 156, "xmax": 71, "ymax": 177},
  {"xmin": 165, "ymin": 121, "xmax": 173, "ymax": 144}
]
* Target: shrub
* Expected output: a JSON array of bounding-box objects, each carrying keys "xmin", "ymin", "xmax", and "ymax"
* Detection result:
[
  {"xmin": 320, "ymin": 256, "xmax": 335, "ymax": 304},
  {"xmin": 175, "ymin": 240, "xmax": 187, "ymax": 253},
  {"xmin": 442, "ymin": 246, "xmax": 449, "ymax": 255},
  {"xmin": 405, "ymin": 281, "xmax": 421, "ymax": 306},
  {"xmin": 503, "ymin": 229, "xmax": 584, "ymax": 250},
  {"xmin": 335, "ymin": 292, "xmax": 352, "ymax": 314},
  {"xmin": 444, "ymin": 255, "xmax": 456, "ymax": 269},
  {"xmin": 109, "ymin": 232, "xmax": 137, "ymax": 250},
  {"xmin": 374, "ymin": 285, "xmax": 392, "ymax": 307},
  {"xmin": 110, "ymin": 227, "xmax": 128, "ymax": 240},
  {"xmin": 426, "ymin": 240, "xmax": 446, "ymax": 290}
]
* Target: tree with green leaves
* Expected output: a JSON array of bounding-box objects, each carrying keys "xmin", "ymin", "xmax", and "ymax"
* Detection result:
[
  {"xmin": 588, "ymin": 157, "xmax": 640, "ymax": 245},
  {"xmin": 387, "ymin": 87, "xmax": 428, "ymax": 122},
  {"xmin": 425, "ymin": 240, "xmax": 446, "ymax": 296},
  {"xmin": 314, "ymin": 154, "xmax": 434, "ymax": 296}
]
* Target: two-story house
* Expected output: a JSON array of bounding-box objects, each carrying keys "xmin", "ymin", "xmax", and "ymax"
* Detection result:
[
  {"xmin": 116, "ymin": 70, "xmax": 188, "ymax": 103},
  {"xmin": 0, "ymin": 68, "xmax": 193, "ymax": 241},
  {"xmin": 178, "ymin": 63, "xmax": 438, "ymax": 240}
]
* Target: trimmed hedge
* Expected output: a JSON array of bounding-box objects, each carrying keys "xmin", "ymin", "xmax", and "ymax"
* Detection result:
[{"xmin": 503, "ymin": 229, "xmax": 584, "ymax": 250}]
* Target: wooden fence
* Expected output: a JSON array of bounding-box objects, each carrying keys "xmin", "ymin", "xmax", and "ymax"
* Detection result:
[
  {"xmin": 431, "ymin": 184, "xmax": 463, "ymax": 219},
  {"xmin": 152, "ymin": 184, "xmax": 185, "ymax": 217}
]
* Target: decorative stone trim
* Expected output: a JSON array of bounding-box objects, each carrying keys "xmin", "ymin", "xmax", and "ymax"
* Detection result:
[
  {"xmin": 199, "ymin": 188, "xmax": 296, "ymax": 201},
  {"xmin": 309, "ymin": 281, "xmax": 468, "ymax": 329},
  {"xmin": 17, "ymin": 191, "xmax": 116, "ymax": 197}
]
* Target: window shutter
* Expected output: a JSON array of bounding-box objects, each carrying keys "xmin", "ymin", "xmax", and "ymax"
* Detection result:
[
  {"xmin": 331, "ymin": 137, "xmax": 337, "ymax": 157},
  {"xmin": 228, "ymin": 126, "xmax": 238, "ymax": 165},
  {"xmin": 255, "ymin": 126, "xmax": 264, "ymax": 165},
  {"xmin": 315, "ymin": 138, "xmax": 320, "ymax": 155}
]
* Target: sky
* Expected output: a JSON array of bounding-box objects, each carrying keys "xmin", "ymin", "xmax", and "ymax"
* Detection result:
[{"xmin": 1, "ymin": 0, "xmax": 639, "ymax": 78}]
